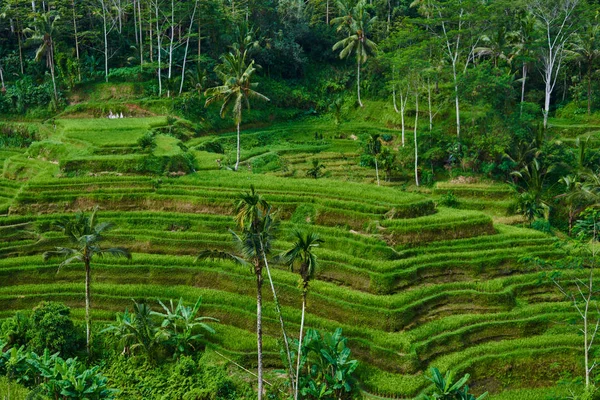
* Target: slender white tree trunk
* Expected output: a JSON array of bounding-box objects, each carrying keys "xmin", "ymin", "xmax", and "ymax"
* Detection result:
[
  {"xmin": 375, "ymin": 158, "xmax": 380, "ymax": 186},
  {"xmin": 167, "ymin": 0, "xmax": 174, "ymax": 97},
  {"xmin": 414, "ymin": 89, "xmax": 419, "ymax": 187},
  {"xmin": 0, "ymin": 64, "xmax": 5, "ymax": 92},
  {"xmin": 179, "ymin": 0, "xmax": 198, "ymax": 95},
  {"xmin": 294, "ymin": 292, "xmax": 307, "ymax": 400},
  {"xmin": 427, "ymin": 77, "xmax": 433, "ymax": 131},
  {"xmin": 102, "ymin": 0, "xmax": 109, "ymax": 82},
  {"xmin": 357, "ymin": 58, "xmax": 363, "ymax": 107},
  {"xmin": 235, "ymin": 121, "xmax": 241, "ymax": 171},
  {"xmin": 520, "ymin": 63, "xmax": 527, "ymax": 116},
  {"xmin": 256, "ymin": 269, "xmax": 263, "ymax": 400},
  {"xmin": 72, "ymin": 0, "xmax": 81, "ymax": 81},
  {"xmin": 49, "ymin": 41, "xmax": 58, "ymax": 102},
  {"xmin": 85, "ymin": 258, "xmax": 91, "ymax": 355},
  {"xmin": 138, "ymin": 0, "xmax": 144, "ymax": 67},
  {"xmin": 156, "ymin": 1, "xmax": 162, "ymax": 96},
  {"xmin": 452, "ymin": 64, "xmax": 460, "ymax": 139},
  {"xmin": 260, "ymin": 243, "xmax": 295, "ymax": 395}
]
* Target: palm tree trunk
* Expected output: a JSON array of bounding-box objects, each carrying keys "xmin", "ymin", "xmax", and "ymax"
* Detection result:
[
  {"xmin": 414, "ymin": 89, "xmax": 419, "ymax": 187},
  {"xmin": 72, "ymin": 0, "xmax": 81, "ymax": 82},
  {"xmin": 357, "ymin": 58, "xmax": 363, "ymax": 107},
  {"xmin": 235, "ymin": 121, "xmax": 241, "ymax": 171},
  {"xmin": 49, "ymin": 41, "xmax": 58, "ymax": 104},
  {"xmin": 520, "ymin": 63, "xmax": 527, "ymax": 116},
  {"xmin": 85, "ymin": 257, "xmax": 92, "ymax": 354},
  {"xmin": 294, "ymin": 288, "xmax": 307, "ymax": 400},
  {"xmin": 179, "ymin": 0, "xmax": 198, "ymax": 95},
  {"xmin": 0, "ymin": 64, "xmax": 5, "ymax": 93},
  {"xmin": 260, "ymin": 242, "xmax": 295, "ymax": 394},
  {"xmin": 138, "ymin": 0, "xmax": 143, "ymax": 68},
  {"xmin": 588, "ymin": 65, "xmax": 592, "ymax": 115},
  {"xmin": 256, "ymin": 266, "xmax": 263, "ymax": 400},
  {"xmin": 374, "ymin": 158, "xmax": 380, "ymax": 186}
]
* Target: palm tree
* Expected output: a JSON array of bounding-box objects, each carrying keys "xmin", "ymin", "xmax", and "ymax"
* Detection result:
[
  {"xmin": 332, "ymin": 0, "xmax": 377, "ymax": 107},
  {"xmin": 43, "ymin": 206, "xmax": 131, "ymax": 354},
  {"xmin": 204, "ymin": 49, "xmax": 269, "ymax": 171},
  {"xmin": 282, "ymin": 231, "xmax": 324, "ymax": 400},
  {"xmin": 197, "ymin": 186, "xmax": 292, "ymax": 399},
  {"xmin": 24, "ymin": 12, "xmax": 59, "ymax": 103}
]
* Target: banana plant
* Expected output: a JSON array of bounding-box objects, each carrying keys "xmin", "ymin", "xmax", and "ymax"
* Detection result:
[
  {"xmin": 151, "ymin": 297, "xmax": 217, "ymax": 358},
  {"xmin": 423, "ymin": 367, "xmax": 488, "ymax": 400}
]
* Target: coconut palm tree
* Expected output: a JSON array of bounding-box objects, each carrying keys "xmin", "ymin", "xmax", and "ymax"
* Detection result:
[
  {"xmin": 197, "ymin": 186, "xmax": 293, "ymax": 399},
  {"xmin": 282, "ymin": 231, "xmax": 324, "ymax": 400},
  {"xmin": 332, "ymin": 0, "xmax": 377, "ymax": 107},
  {"xmin": 43, "ymin": 206, "xmax": 131, "ymax": 354},
  {"xmin": 204, "ymin": 49, "xmax": 269, "ymax": 171},
  {"xmin": 24, "ymin": 11, "xmax": 59, "ymax": 103}
]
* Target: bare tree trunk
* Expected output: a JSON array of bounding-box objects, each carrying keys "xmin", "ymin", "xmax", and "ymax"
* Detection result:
[
  {"xmin": 357, "ymin": 58, "xmax": 363, "ymax": 107},
  {"xmin": 453, "ymin": 64, "xmax": 460, "ymax": 139},
  {"xmin": 156, "ymin": 0, "xmax": 162, "ymax": 96},
  {"xmin": 294, "ymin": 290, "xmax": 307, "ymax": 400},
  {"xmin": 588, "ymin": 66, "xmax": 592, "ymax": 115},
  {"xmin": 101, "ymin": 0, "xmax": 109, "ymax": 82},
  {"xmin": 520, "ymin": 63, "xmax": 527, "ymax": 117},
  {"xmin": 326, "ymin": 0, "xmax": 329, "ymax": 25},
  {"xmin": 72, "ymin": 0, "xmax": 81, "ymax": 81},
  {"xmin": 167, "ymin": 0, "xmax": 174, "ymax": 97},
  {"xmin": 0, "ymin": 64, "xmax": 5, "ymax": 93},
  {"xmin": 414, "ymin": 89, "xmax": 419, "ymax": 187},
  {"xmin": 17, "ymin": 24, "xmax": 24, "ymax": 75},
  {"xmin": 256, "ymin": 267, "xmax": 263, "ymax": 400},
  {"xmin": 133, "ymin": 0, "xmax": 139, "ymax": 45},
  {"xmin": 427, "ymin": 77, "xmax": 433, "ymax": 131},
  {"xmin": 138, "ymin": 0, "xmax": 143, "ymax": 67},
  {"xmin": 85, "ymin": 257, "xmax": 91, "ymax": 355},
  {"xmin": 235, "ymin": 121, "xmax": 241, "ymax": 171},
  {"xmin": 260, "ymin": 242, "xmax": 295, "ymax": 398},
  {"xmin": 179, "ymin": 0, "xmax": 198, "ymax": 95},
  {"xmin": 49, "ymin": 41, "xmax": 59, "ymax": 103},
  {"xmin": 375, "ymin": 158, "xmax": 380, "ymax": 186}
]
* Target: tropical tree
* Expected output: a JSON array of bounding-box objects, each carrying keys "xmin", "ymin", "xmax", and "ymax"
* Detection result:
[
  {"xmin": 197, "ymin": 186, "xmax": 293, "ymax": 399},
  {"xmin": 24, "ymin": 11, "xmax": 60, "ymax": 103},
  {"xmin": 571, "ymin": 11, "xmax": 600, "ymax": 115},
  {"xmin": 332, "ymin": 0, "xmax": 377, "ymax": 107},
  {"xmin": 365, "ymin": 133, "xmax": 382, "ymax": 186},
  {"xmin": 42, "ymin": 207, "xmax": 131, "ymax": 354},
  {"xmin": 282, "ymin": 231, "xmax": 324, "ymax": 400},
  {"xmin": 205, "ymin": 49, "xmax": 270, "ymax": 171}
]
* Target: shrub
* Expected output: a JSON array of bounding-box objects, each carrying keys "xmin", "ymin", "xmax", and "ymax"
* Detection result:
[
  {"xmin": 439, "ymin": 192, "xmax": 460, "ymax": 208},
  {"xmin": 28, "ymin": 302, "xmax": 85, "ymax": 358}
]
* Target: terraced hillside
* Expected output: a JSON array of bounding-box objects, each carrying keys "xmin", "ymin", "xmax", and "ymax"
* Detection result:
[{"xmin": 0, "ymin": 116, "xmax": 586, "ymax": 399}]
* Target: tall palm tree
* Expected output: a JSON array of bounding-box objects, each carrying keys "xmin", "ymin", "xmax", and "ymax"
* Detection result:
[
  {"xmin": 43, "ymin": 206, "xmax": 131, "ymax": 354},
  {"xmin": 24, "ymin": 12, "xmax": 59, "ymax": 103},
  {"xmin": 332, "ymin": 0, "xmax": 377, "ymax": 107},
  {"xmin": 198, "ymin": 186, "xmax": 293, "ymax": 399},
  {"xmin": 205, "ymin": 49, "xmax": 269, "ymax": 171},
  {"xmin": 282, "ymin": 231, "xmax": 323, "ymax": 400}
]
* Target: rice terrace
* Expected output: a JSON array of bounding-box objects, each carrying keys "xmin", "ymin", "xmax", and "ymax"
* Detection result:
[{"xmin": 0, "ymin": 0, "xmax": 600, "ymax": 399}]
